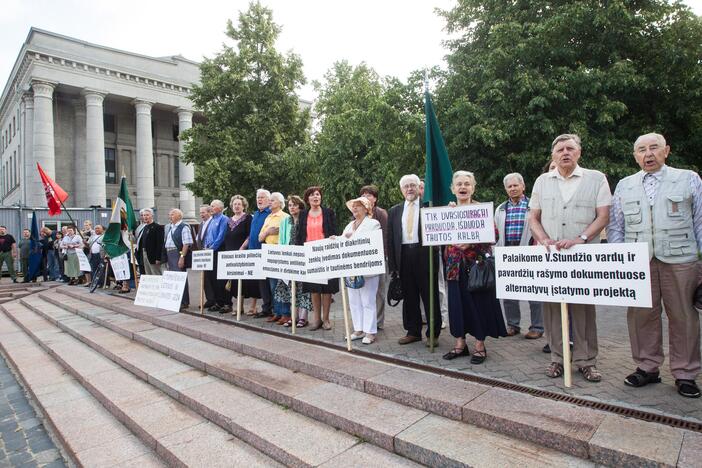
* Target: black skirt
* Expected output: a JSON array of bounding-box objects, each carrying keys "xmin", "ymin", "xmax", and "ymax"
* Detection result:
[{"xmin": 302, "ymin": 278, "xmax": 339, "ymax": 294}]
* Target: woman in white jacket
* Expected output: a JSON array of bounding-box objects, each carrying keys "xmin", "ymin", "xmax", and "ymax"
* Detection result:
[{"xmin": 341, "ymin": 197, "xmax": 382, "ymax": 344}]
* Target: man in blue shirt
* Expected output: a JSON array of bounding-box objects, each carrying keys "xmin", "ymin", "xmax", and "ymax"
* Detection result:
[
  {"xmin": 204, "ymin": 199, "xmax": 229, "ymax": 312},
  {"xmin": 246, "ymin": 189, "xmax": 272, "ymax": 317}
]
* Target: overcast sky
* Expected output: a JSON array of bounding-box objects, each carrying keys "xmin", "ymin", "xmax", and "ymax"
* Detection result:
[{"xmin": 2, "ymin": 0, "xmax": 700, "ymax": 102}]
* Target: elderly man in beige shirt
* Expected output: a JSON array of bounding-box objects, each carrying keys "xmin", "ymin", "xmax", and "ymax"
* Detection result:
[{"xmin": 528, "ymin": 133, "xmax": 612, "ymax": 383}]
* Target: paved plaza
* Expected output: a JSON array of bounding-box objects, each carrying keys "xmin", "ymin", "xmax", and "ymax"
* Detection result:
[{"xmin": 185, "ymin": 272, "xmax": 702, "ymax": 425}]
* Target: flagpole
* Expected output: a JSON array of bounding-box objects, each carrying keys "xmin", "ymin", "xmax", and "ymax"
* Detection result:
[
  {"xmin": 424, "ymin": 72, "xmax": 436, "ymax": 352},
  {"xmin": 130, "ymin": 237, "xmax": 139, "ymax": 289}
]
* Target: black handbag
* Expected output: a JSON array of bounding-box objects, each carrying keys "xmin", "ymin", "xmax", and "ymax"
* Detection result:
[
  {"xmin": 387, "ymin": 272, "xmax": 403, "ymax": 306},
  {"xmin": 466, "ymin": 255, "xmax": 496, "ymax": 292},
  {"xmin": 694, "ymin": 283, "xmax": 702, "ymax": 313}
]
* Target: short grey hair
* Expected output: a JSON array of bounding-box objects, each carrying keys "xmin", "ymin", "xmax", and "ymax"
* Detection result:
[
  {"xmin": 169, "ymin": 208, "xmax": 183, "ymax": 219},
  {"xmin": 139, "ymin": 208, "xmax": 153, "ymax": 216},
  {"xmin": 256, "ymin": 188, "xmax": 271, "ymax": 198},
  {"xmin": 503, "ymin": 172, "xmax": 524, "ymax": 187},
  {"xmin": 270, "ymin": 192, "xmax": 285, "ymax": 206},
  {"xmin": 452, "ymin": 170, "xmax": 476, "ymax": 187},
  {"xmin": 199, "ymin": 204, "xmax": 212, "ymax": 213},
  {"xmin": 399, "ymin": 174, "xmax": 420, "ymax": 189},
  {"xmin": 210, "ymin": 199, "xmax": 224, "ymax": 210},
  {"xmin": 633, "ymin": 133, "xmax": 666, "ymax": 151},
  {"xmin": 551, "ymin": 133, "xmax": 581, "ymax": 150}
]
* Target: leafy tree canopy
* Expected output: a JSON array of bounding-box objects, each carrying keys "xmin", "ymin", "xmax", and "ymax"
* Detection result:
[
  {"xmin": 437, "ymin": 0, "xmax": 702, "ymax": 202},
  {"xmin": 182, "ymin": 1, "xmax": 310, "ymax": 205}
]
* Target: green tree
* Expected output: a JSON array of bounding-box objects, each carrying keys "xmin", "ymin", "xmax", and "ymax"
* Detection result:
[
  {"xmin": 313, "ymin": 62, "xmax": 425, "ymax": 217},
  {"xmin": 182, "ymin": 1, "xmax": 310, "ymax": 204},
  {"xmin": 437, "ymin": 0, "xmax": 702, "ymax": 202}
]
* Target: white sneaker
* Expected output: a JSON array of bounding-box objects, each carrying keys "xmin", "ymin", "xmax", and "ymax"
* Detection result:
[
  {"xmin": 348, "ymin": 332, "xmax": 364, "ymax": 341},
  {"xmin": 362, "ymin": 334, "xmax": 376, "ymax": 344},
  {"xmin": 441, "ymin": 321, "xmax": 447, "ymax": 329}
]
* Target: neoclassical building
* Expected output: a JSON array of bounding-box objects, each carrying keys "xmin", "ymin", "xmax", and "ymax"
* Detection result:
[{"xmin": 0, "ymin": 28, "xmax": 201, "ymax": 221}]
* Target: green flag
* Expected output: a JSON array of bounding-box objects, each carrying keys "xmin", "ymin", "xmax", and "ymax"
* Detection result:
[
  {"xmin": 422, "ymin": 91, "xmax": 455, "ymax": 206},
  {"xmin": 102, "ymin": 176, "xmax": 137, "ymax": 258}
]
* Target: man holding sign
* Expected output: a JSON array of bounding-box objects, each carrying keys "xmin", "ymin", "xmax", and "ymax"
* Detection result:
[
  {"xmin": 529, "ymin": 134, "xmax": 612, "ymax": 382},
  {"xmin": 609, "ymin": 133, "xmax": 702, "ymax": 398}
]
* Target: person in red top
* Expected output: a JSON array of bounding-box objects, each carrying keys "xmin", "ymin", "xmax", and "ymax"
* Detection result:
[{"xmin": 295, "ymin": 186, "xmax": 338, "ymax": 330}]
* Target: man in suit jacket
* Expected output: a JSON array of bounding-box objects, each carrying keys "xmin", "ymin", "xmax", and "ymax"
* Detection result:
[
  {"xmin": 196, "ymin": 205, "xmax": 215, "ymax": 307},
  {"xmin": 387, "ymin": 173, "xmax": 442, "ymax": 346},
  {"xmin": 136, "ymin": 208, "xmax": 164, "ymax": 275}
]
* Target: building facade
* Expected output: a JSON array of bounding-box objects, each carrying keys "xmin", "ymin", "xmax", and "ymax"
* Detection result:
[{"xmin": 0, "ymin": 28, "xmax": 201, "ymax": 222}]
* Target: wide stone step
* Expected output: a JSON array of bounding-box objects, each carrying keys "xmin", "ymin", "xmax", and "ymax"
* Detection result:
[
  {"xmin": 30, "ymin": 293, "xmax": 599, "ymax": 467},
  {"xmin": 0, "ymin": 308, "xmax": 164, "ymax": 467},
  {"xmin": 0, "ymin": 301, "xmax": 282, "ymax": 468}
]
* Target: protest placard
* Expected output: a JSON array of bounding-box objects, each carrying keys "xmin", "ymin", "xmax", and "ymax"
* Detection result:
[
  {"xmin": 75, "ymin": 249, "xmax": 92, "ymax": 272},
  {"xmin": 261, "ymin": 244, "xmax": 327, "ymax": 284},
  {"xmin": 304, "ymin": 230, "xmax": 385, "ymax": 280},
  {"xmin": 217, "ymin": 250, "xmax": 265, "ymax": 280},
  {"xmin": 134, "ymin": 275, "xmax": 161, "ymax": 308},
  {"xmin": 158, "ymin": 271, "xmax": 188, "ymax": 311},
  {"xmin": 191, "ymin": 249, "xmax": 213, "ymax": 271},
  {"xmin": 495, "ymin": 242, "xmax": 652, "ymax": 308},
  {"xmin": 110, "ymin": 253, "xmax": 130, "ymax": 280},
  {"xmin": 420, "ymin": 202, "xmax": 495, "ymax": 246}
]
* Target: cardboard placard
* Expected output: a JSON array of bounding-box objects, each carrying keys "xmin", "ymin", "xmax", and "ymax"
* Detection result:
[
  {"xmin": 217, "ymin": 250, "xmax": 265, "ymax": 280},
  {"xmin": 304, "ymin": 230, "xmax": 385, "ymax": 280},
  {"xmin": 420, "ymin": 202, "xmax": 495, "ymax": 246},
  {"xmin": 495, "ymin": 242, "xmax": 652, "ymax": 307},
  {"xmin": 261, "ymin": 244, "xmax": 326, "ymax": 284},
  {"xmin": 110, "ymin": 253, "xmax": 130, "ymax": 281},
  {"xmin": 133, "ymin": 275, "xmax": 161, "ymax": 308},
  {"xmin": 133, "ymin": 272, "xmax": 188, "ymax": 312},
  {"xmin": 75, "ymin": 249, "xmax": 92, "ymax": 272},
  {"xmin": 191, "ymin": 249, "xmax": 213, "ymax": 271}
]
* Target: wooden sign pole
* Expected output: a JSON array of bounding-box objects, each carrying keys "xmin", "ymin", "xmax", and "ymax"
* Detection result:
[
  {"xmin": 199, "ymin": 272, "xmax": 204, "ymax": 315},
  {"xmin": 561, "ymin": 302, "xmax": 572, "ymax": 388},
  {"xmin": 340, "ymin": 278, "xmax": 352, "ymax": 351},
  {"xmin": 290, "ymin": 281, "xmax": 297, "ymax": 334},
  {"xmin": 236, "ymin": 279, "xmax": 243, "ymax": 321}
]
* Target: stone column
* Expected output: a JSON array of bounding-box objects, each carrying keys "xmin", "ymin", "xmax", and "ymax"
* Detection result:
[
  {"xmin": 83, "ymin": 90, "xmax": 107, "ymax": 207},
  {"xmin": 133, "ymin": 99, "xmax": 154, "ymax": 210},
  {"xmin": 72, "ymin": 100, "xmax": 87, "ymax": 208},
  {"xmin": 31, "ymin": 80, "xmax": 55, "ymax": 206},
  {"xmin": 177, "ymin": 108, "xmax": 195, "ymax": 221},
  {"xmin": 21, "ymin": 93, "xmax": 35, "ymax": 207}
]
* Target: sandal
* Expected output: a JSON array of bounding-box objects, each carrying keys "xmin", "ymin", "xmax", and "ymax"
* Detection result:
[
  {"xmin": 546, "ymin": 362, "xmax": 564, "ymax": 378},
  {"xmin": 624, "ymin": 368, "xmax": 661, "ymax": 388},
  {"xmin": 322, "ymin": 320, "xmax": 332, "ymax": 330},
  {"xmin": 579, "ymin": 365, "xmax": 602, "ymax": 382},
  {"xmin": 442, "ymin": 347, "xmax": 470, "ymax": 361},
  {"xmin": 118, "ymin": 288, "xmax": 131, "ymax": 294},
  {"xmin": 470, "ymin": 348, "xmax": 487, "ymax": 364},
  {"xmin": 676, "ymin": 379, "xmax": 701, "ymax": 398},
  {"xmin": 309, "ymin": 321, "xmax": 323, "ymax": 331},
  {"xmin": 296, "ymin": 319, "xmax": 307, "ymax": 328},
  {"xmin": 283, "ymin": 319, "xmax": 292, "ymax": 327},
  {"xmin": 245, "ymin": 309, "xmax": 257, "ymax": 316}
]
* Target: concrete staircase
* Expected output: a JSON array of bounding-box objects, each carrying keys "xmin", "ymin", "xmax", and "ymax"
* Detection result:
[{"xmin": 0, "ymin": 285, "xmax": 699, "ymax": 467}]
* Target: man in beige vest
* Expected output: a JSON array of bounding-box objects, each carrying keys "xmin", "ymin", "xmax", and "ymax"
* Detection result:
[
  {"xmin": 608, "ymin": 133, "xmax": 702, "ymax": 398},
  {"xmin": 529, "ymin": 134, "xmax": 612, "ymax": 382}
]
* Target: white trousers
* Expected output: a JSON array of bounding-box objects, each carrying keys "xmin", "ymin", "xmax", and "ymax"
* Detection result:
[{"xmin": 348, "ymin": 275, "xmax": 380, "ymax": 334}]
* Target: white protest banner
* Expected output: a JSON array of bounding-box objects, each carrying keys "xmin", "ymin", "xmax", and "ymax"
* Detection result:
[
  {"xmin": 75, "ymin": 249, "xmax": 92, "ymax": 272},
  {"xmin": 134, "ymin": 275, "xmax": 161, "ymax": 308},
  {"xmin": 420, "ymin": 202, "xmax": 495, "ymax": 246},
  {"xmin": 495, "ymin": 242, "xmax": 652, "ymax": 308},
  {"xmin": 158, "ymin": 271, "xmax": 188, "ymax": 312},
  {"xmin": 217, "ymin": 250, "xmax": 265, "ymax": 280},
  {"xmin": 191, "ymin": 249, "xmax": 213, "ymax": 271},
  {"xmin": 304, "ymin": 230, "xmax": 385, "ymax": 280},
  {"xmin": 261, "ymin": 244, "xmax": 326, "ymax": 284},
  {"xmin": 110, "ymin": 253, "xmax": 130, "ymax": 280}
]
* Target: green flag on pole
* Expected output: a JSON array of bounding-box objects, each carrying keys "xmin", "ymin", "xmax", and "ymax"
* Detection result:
[
  {"xmin": 422, "ymin": 91, "xmax": 455, "ymax": 206},
  {"xmin": 102, "ymin": 176, "xmax": 137, "ymax": 258}
]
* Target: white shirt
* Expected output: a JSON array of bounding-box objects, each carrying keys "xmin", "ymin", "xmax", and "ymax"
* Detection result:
[
  {"xmin": 530, "ymin": 165, "xmax": 612, "ymax": 208},
  {"xmin": 198, "ymin": 217, "xmax": 212, "ymax": 245},
  {"xmin": 401, "ymin": 199, "xmax": 420, "ymax": 244},
  {"xmin": 88, "ymin": 234, "xmax": 103, "ymax": 254}
]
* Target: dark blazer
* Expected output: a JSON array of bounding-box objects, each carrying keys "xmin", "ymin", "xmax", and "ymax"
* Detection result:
[
  {"xmin": 295, "ymin": 207, "xmax": 336, "ymax": 245},
  {"xmin": 136, "ymin": 222, "xmax": 164, "ymax": 265},
  {"xmin": 387, "ymin": 200, "xmax": 431, "ymax": 274}
]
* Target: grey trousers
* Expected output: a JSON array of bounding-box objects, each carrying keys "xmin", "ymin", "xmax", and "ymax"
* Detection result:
[
  {"xmin": 166, "ymin": 250, "xmax": 189, "ymax": 306},
  {"xmin": 503, "ymin": 299, "xmax": 544, "ymax": 332},
  {"xmin": 544, "ymin": 302, "xmax": 598, "ymax": 368},
  {"xmin": 375, "ymin": 270, "xmax": 387, "ymax": 329},
  {"xmin": 142, "ymin": 251, "xmax": 163, "ymax": 276},
  {"xmin": 628, "ymin": 259, "xmax": 701, "ymax": 380}
]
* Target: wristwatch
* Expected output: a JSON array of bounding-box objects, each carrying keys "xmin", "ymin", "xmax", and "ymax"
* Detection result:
[{"xmin": 579, "ymin": 234, "xmax": 588, "ymax": 242}]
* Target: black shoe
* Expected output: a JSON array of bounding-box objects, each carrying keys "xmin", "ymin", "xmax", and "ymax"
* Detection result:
[
  {"xmin": 470, "ymin": 348, "xmax": 487, "ymax": 364},
  {"xmin": 254, "ymin": 311, "xmax": 273, "ymax": 319},
  {"xmin": 542, "ymin": 344, "xmax": 551, "ymax": 353},
  {"xmin": 12, "ymin": 279, "xmax": 17, "ymax": 283},
  {"xmin": 442, "ymin": 347, "xmax": 470, "ymax": 360},
  {"xmin": 208, "ymin": 305, "xmax": 222, "ymax": 312},
  {"xmin": 220, "ymin": 305, "xmax": 232, "ymax": 314},
  {"xmin": 624, "ymin": 368, "xmax": 661, "ymax": 388},
  {"xmin": 676, "ymin": 379, "xmax": 701, "ymax": 398},
  {"xmin": 203, "ymin": 301, "xmax": 215, "ymax": 308}
]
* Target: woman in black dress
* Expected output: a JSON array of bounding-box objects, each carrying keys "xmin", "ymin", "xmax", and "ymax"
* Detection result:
[
  {"xmin": 223, "ymin": 195, "xmax": 260, "ymax": 313},
  {"xmin": 295, "ymin": 186, "xmax": 338, "ymax": 330}
]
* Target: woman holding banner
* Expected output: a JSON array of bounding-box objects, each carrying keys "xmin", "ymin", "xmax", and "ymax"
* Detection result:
[
  {"xmin": 276, "ymin": 195, "xmax": 313, "ymax": 327},
  {"xmin": 224, "ymin": 195, "xmax": 259, "ymax": 313},
  {"xmin": 295, "ymin": 186, "xmax": 338, "ymax": 331},
  {"xmin": 259, "ymin": 192, "xmax": 291, "ymax": 324},
  {"xmin": 60, "ymin": 226, "xmax": 83, "ymax": 285},
  {"xmin": 442, "ymin": 171, "xmax": 507, "ymax": 364},
  {"xmin": 340, "ymin": 197, "xmax": 381, "ymax": 344}
]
